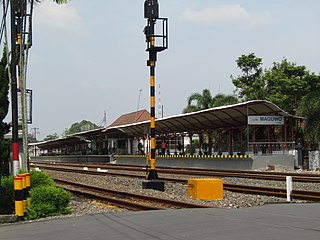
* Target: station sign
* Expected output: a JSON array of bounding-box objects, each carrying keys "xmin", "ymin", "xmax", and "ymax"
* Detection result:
[
  {"xmin": 18, "ymin": 89, "xmax": 33, "ymax": 124},
  {"xmin": 248, "ymin": 115, "xmax": 284, "ymax": 125}
]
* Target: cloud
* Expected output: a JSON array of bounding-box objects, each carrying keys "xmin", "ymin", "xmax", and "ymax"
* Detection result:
[
  {"xmin": 34, "ymin": 1, "xmax": 87, "ymax": 36},
  {"xmin": 179, "ymin": 5, "xmax": 270, "ymax": 26}
]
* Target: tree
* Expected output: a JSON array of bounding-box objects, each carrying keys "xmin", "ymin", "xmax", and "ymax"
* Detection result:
[
  {"xmin": 231, "ymin": 53, "xmax": 320, "ymax": 148},
  {"xmin": 210, "ymin": 93, "xmax": 238, "ymax": 108},
  {"xmin": 231, "ymin": 53, "xmax": 266, "ymax": 100},
  {"xmin": 182, "ymin": 89, "xmax": 212, "ymax": 113},
  {"xmin": 63, "ymin": 120, "xmax": 99, "ymax": 136},
  {"xmin": 264, "ymin": 59, "xmax": 318, "ymax": 115},
  {"xmin": 43, "ymin": 133, "xmax": 59, "ymax": 141},
  {"xmin": 0, "ymin": 49, "xmax": 10, "ymax": 177},
  {"xmin": 232, "ymin": 54, "xmax": 319, "ymax": 115},
  {"xmin": 183, "ymin": 89, "xmax": 239, "ymax": 114},
  {"xmin": 182, "ymin": 89, "xmax": 213, "ymax": 154},
  {"xmin": 182, "ymin": 89, "xmax": 239, "ymax": 155},
  {"xmin": 297, "ymin": 89, "xmax": 320, "ymax": 149}
]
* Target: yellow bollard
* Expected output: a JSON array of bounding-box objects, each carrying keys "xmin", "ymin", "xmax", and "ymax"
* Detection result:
[
  {"xmin": 187, "ymin": 178, "xmax": 224, "ymax": 200},
  {"xmin": 14, "ymin": 177, "xmax": 24, "ymax": 219},
  {"xmin": 25, "ymin": 173, "xmax": 31, "ymax": 207},
  {"xmin": 18, "ymin": 174, "xmax": 27, "ymax": 213}
]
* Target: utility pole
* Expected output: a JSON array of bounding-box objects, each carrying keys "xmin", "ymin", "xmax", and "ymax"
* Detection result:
[
  {"xmin": 30, "ymin": 127, "xmax": 39, "ymax": 140},
  {"xmin": 137, "ymin": 89, "xmax": 143, "ymax": 112},
  {"xmin": 10, "ymin": 0, "xmax": 19, "ymax": 176},
  {"xmin": 142, "ymin": 0, "xmax": 168, "ymax": 191},
  {"xmin": 103, "ymin": 111, "xmax": 107, "ymax": 127},
  {"xmin": 135, "ymin": 89, "xmax": 143, "ymax": 121},
  {"xmin": 10, "ymin": 0, "xmax": 33, "ymax": 173}
]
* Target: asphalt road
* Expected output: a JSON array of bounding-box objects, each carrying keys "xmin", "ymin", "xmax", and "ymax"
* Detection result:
[{"xmin": 1, "ymin": 203, "xmax": 319, "ymax": 240}]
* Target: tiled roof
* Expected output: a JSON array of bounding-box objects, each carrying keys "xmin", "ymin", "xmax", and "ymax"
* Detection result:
[{"xmin": 108, "ymin": 109, "xmax": 150, "ymax": 128}]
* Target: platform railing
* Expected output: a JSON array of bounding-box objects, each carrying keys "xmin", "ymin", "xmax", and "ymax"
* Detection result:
[{"xmin": 248, "ymin": 142, "xmax": 296, "ymax": 155}]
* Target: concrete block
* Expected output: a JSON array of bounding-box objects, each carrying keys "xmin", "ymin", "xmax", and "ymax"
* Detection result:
[{"xmin": 188, "ymin": 178, "xmax": 223, "ymax": 200}]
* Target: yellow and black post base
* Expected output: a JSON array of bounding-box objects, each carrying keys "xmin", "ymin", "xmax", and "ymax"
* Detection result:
[
  {"xmin": 25, "ymin": 173, "xmax": 31, "ymax": 207},
  {"xmin": 14, "ymin": 177, "xmax": 25, "ymax": 220},
  {"xmin": 18, "ymin": 174, "xmax": 27, "ymax": 212},
  {"xmin": 142, "ymin": 0, "xmax": 168, "ymax": 191}
]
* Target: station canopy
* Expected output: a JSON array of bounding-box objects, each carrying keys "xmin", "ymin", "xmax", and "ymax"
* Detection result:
[
  {"xmin": 32, "ymin": 100, "xmax": 301, "ymax": 150},
  {"xmin": 29, "ymin": 129, "xmax": 103, "ymax": 150},
  {"xmin": 104, "ymin": 100, "xmax": 300, "ymax": 137}
]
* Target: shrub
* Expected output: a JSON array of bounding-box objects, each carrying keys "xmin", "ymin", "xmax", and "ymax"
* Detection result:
[
  {"xmin": 0, "ymin": 175, "xmax": 14, "ymax": 213},
  {"xmin": 1, "ymin": 175, "xmax": 14, "ymax": 203},
  {"xmin": 30, "ymin": 170, "xmax": 54, "ymax": 188},
  {"xmin": 27, "ymin": 186, "xmax": 71, "ymax": 220},
  {"xmin": 1, "ymin": 170, "xmax": 70, "ymax": 219},
  {"xmin": 1, "ymin": 170, "xmax": 53, "ymax": 205}
]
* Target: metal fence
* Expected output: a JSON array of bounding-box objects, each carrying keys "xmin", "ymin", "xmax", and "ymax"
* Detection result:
[{"xmin": 248, "ymin": 142, "xmax": 295, "ymax": 155}]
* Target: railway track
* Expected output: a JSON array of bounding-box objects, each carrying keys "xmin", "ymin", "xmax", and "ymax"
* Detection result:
[
  {"xmin": 31, "ymin": 161, "xmax": 320, "ymax": 183},
  {"xmin": 223, "ymin": 184, "xmax": 320, "ymax": 201},
  {"xmin": 33, "ymin": 163, "xmax": 320, "ymax": 202},
  {"xmin": 53, "ymin": 178, "xmax": 212, "ymax": 210}
]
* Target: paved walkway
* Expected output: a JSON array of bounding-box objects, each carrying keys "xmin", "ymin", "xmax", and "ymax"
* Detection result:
[{"xmin": 1, "ymin": 203, "xmax": 319, "ymax": 240}]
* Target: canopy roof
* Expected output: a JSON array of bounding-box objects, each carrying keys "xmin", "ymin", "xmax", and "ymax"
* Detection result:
[
  {"xmin": 105, "ymin": 100, "xmax": 300, "ymax": 137},
  {"xmin": 32, "ymin": 100, "xmax": 301, "ymax": 150}
]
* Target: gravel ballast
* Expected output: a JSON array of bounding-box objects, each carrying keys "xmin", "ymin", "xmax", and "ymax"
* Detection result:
[{"xmin": 42, "ymin": 169, "xmax": 320, "ymax": 217}]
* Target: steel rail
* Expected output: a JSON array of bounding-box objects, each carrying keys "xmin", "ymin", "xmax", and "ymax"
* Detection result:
[
  {"xmin": 223, "ymin": 184, "xmax": 320, "ymax": 202},
  {"xmin": 53, "ymin": 178, "xmax": 212, "ymax": 210},
  {"xmin": 59, "ymin": 183, "xmax": 161, "ymax": 211},
  {"xmin": 32, "ymin": 161, "xmax": 320, "ymax": 183},
  {"xmin": 34, "ymin": 164, "xmax": 320, "ymax": 202}
]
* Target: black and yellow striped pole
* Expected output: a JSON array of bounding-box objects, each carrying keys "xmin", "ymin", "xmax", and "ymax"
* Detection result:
[
  {"xmin": 14, "ymin": 177, "xmax": 24, "ymax": 220},
  {"xmin": 147, "ymin": 35, "xmax": 158, "ymax": 180},
  {"xmin": 142, "ymin": 0, "xmax": 168, "ymax": 191}
]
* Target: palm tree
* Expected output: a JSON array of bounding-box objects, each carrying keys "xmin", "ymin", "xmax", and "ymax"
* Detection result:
[
  {"xmin": 183, "ymin": 90, "xmax": 239, "ymax": 114},
  {"xmin": 183, "ymin": 89, "xmax": 212, "ymax": 113},
  {"xmin": 182, "ymin": 89, "xmax": 239, "ymax": 155},
  {"xmin": 182, "ymin": 89, "xmax": 213, "ymax": 154},
  {"xmin": 210, "ymin": 93, "xmax": 239, "ymax": 108}
]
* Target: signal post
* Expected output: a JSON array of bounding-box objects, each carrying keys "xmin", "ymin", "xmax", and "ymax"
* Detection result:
[{"xmin": 142, "ymin": 0, "xmax": 168, "ymax": 191}]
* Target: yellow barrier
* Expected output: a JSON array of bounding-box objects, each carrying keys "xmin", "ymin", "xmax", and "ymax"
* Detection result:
[
  {"xmin": 25, "ymin": 173, "xmax": 31, "ymax": 207},
  {"xmin": 18, "ymin": 174, "xmax": 27, "ymax": 213},
  {"xmin": 187, "ymin": 178, "xmax": 223, "ymax": 200},
  {"xmin": 14, "ymin": 177, "xmax": 24, "ymax": 218}
]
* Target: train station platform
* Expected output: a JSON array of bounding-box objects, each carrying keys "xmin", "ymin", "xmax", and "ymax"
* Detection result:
[
  {"xmin": 1, "ymin": 203, "xmax": 319, "ymax": 240},
  {"xmin": 31, "ymin": 153, "xmax": 296, "ymax": 171}
]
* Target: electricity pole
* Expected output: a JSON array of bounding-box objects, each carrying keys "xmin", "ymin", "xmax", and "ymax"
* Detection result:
[
  {"xmin": 31, "ymin": 127, "xmax": 39, "ymax": 140},
  {"xmin": 142, "ymin": 0, "xmax": 168, "ymax": 191},
  {"xmin": 10, "ymin": 0, "xmax": 33, "ymax": 174},
  {"xmin": 10, "ymin": 0, "xmax": 19, "ymax": 176}
]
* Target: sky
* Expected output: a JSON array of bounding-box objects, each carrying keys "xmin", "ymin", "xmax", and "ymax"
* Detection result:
[{"xmin": 4, "ymin": 0, "xmax": 320, "ymax": 140}]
